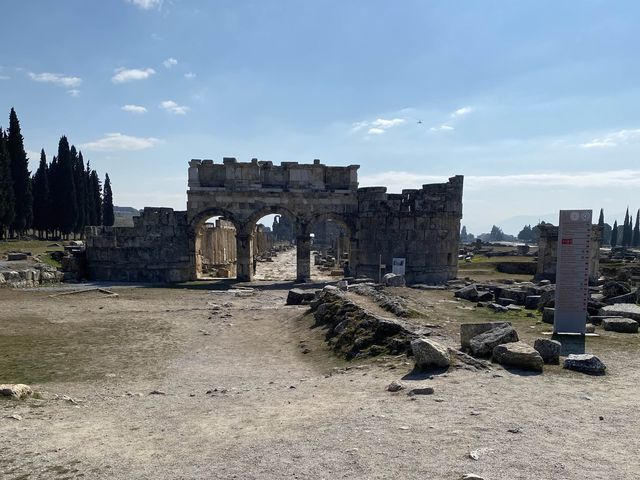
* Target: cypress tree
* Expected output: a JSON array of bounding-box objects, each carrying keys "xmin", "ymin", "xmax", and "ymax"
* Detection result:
[
  {"xmin": 32, "ymin": 149, "xmax": 51, "ymax": 238},
  {"xmin": 85, "ymin": 161, "xmax": 95, "ymax": 226},
  {"xmin": 633, "ymin": 209, "xmax": 640, "ymax": 247},
  {"xmin": 598, "ymin": 209, "xmax": 604, "ymax": 227},
  {"xmin": 7, "ymin": 108, "xmax": 33, "ymax": 236},
  {"xmin": 71, "ymin": 147, "xmax": 86, "ymax": 236},
  {"xmin": 0, "ymin": 129, "xmax": 15, "ymax": 239},
  {"xmin": 102, "ymin": 173, "xmax": 114, "ymax": 226},
  {"xmin": 611, "ymin": 220, "xmax": 619, "ymax": 248},
  {"xmin": 622, "ymin": 208, "xmax": 631, "ymax": 246},
  {"xmin": 53, "ymin": 136, "xmax": 78, "ymax": 237},
  {"xmin": 90, "ymin": 170, "xmax": 102, "ymax": 225}
]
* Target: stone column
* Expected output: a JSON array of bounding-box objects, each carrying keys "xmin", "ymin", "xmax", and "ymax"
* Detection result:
[
  {"xmin": 236, "ymin": 233, "xmax": 254, "ymax": 282},
  {"xmin": 296, "ymin": 234, "xmax": 311, "ymax": 283}
]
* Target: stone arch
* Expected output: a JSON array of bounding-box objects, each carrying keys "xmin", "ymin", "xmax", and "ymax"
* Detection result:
[
  {"xmin": 243, "ymin": 205, "xmax": 302, "ymax": 237},
  {"xmin": 306, "ymin": 212, "xmax": 357, "ymax": 278}
]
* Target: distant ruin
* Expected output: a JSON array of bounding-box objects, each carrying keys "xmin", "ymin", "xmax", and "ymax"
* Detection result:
[{"xmin": 86, "ymin": 158, "xmax": 464, "ymax": 284}]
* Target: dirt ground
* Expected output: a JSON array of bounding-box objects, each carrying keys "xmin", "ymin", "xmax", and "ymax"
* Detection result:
[{"xmin": 2, "ymin": 251, "xmax": 640, "ymax": 479}]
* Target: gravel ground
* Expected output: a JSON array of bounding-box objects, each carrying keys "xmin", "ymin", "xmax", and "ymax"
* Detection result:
[{"xmin": 1, "ymin": 251, "xmax": 640, "ymax": 479}]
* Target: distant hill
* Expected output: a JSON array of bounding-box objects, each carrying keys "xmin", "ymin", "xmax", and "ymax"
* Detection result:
[{"xmin": 114, "ymin": 206, "xmax": 141, "ymax": 227}]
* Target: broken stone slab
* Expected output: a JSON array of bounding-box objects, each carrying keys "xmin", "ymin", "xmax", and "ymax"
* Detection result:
[
  {"xmin": 6, "ymin": 252, "xmax": 28, "ymax": 261},
  {"xmin": 454, "ymin": 284, "xmax": 479, "ymax": 302},
  {"xmin": 588, "ymin": 315, "xmax": 622, "ymax": 326},
  {"xmin": 602, "ymin": 318, "xmax": 639, "ymax": 333},
  {"xmin": 460, "ymin": 322, "xmax": 511, "ymax": 350},
  {"xmin": 447, "ymin": 347, "xmax": 492, "ymax": 370},
  {"xmin": 525, "ymin": 295, "xmax": 541, "ymax": 310},
  {"xmin": 602, "ymin": 281, "xmax": 631, "ymax": 299},
  {"xmin": 563, "ymin": 354, "xmax": 606, "ymax": 375},
  {"xmin": 533, "ymin": 338, "xmax": 561, "ymax": 365},
  {"xmin": 407, "ymin": 387, "xmax": 434, "ymax": 396},
  {"xmin": 411, "ymin": 338, "xmax": 451, "ymax": 369},
  {"xmin": 605, "ymin": 289, "xmax": 638, "ymax": 305},
  {"xmin": 599, "ymin": 304, "xmax": 640, "ymax": 322},
  {"xmin": 470, "ymin": 324, "xmax": 519, "ymax": 357},
  {"xmin": 0, "ymin": 384, "xmax": 33, "ymax": 399},
  {"xmin": 492, "ymin": 342, "xmax": 543, "ymax": 372},
  {"xmin": 286, "ymin": 288, "xmax": 317, "ymax": 305},
  {"xmin": 497, "ymin": 297, "xmax": 517, "ymax": 306},
  {"xmin": 383, "ymin": 273, "xmax": 406, "ymax": 287},
  {"xmin": 542, "ymin": 307, "xmax": 555, "ymax": 324},
  {"xmin": 487, "ymin": 303, "xmax": 508, "ymax": 313}
]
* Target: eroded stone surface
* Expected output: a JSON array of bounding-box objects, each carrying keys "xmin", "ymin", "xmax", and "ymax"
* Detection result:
[
  {"xmin": 411, "ymin": 338, "xmax": 451, "ymax": 369},
  {"xmin": 469, "ymin": 324, "xmax": 519, "ymax": 357},
  {"xmin": 563, "ymin": 354, "xmax": 606, "ymax": 375},
  {"xmin": 492, "ymin": 342, "xmax": 543, "ymax": 372}
]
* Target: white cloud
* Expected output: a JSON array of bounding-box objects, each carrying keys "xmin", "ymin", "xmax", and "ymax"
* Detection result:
[
  {"xmin": 0, "ymin": 75, "xmax": 10, "ymax": 81},
  {"xmin": 29, "ymin": 72, "xmax": 82, "ymax": 88},
  {"xmin": 122, "ymin": 104, "xmax": 148, "ymax": 114},
  {"xmin": 351, "ymin": 117, "xmax": 406, "ymax": 135},
  {"xmin": 126, "ymin": 0, "xmax": 163, "ymax": 10},
  {"xmin": 580, "ymin": 129, "xmax": 640, "ymax": 148},
  {"xmin": 68, "ymin": 89, "xmax": 80, "ymax": 97},
  {"xmin": 111, "ymin": 67, "xmax": 155, "ymax": 84},
  {"xmin": 160, "ymin": 100, "xmax": 190, "ymax": 115},
  {"xmin": 163, "ymin": 57, "xmax": 178, "ymax": 68},
  {"xmin": 360, "ymin": 169, "xmax": 640, "ymax": 193},
  {"xmin": 81, "ymin": 133, "xmax": 161, "ymax": 151},
  {"xmin": 451, "ymin": 106, "xmax": 473, "ymax": 117},
  {"xmin": 430, "ymin": 124, "xmax": 454, "ymax": 132},
  {"xmin": 184, "ymin": 72, "xmax": 196, "ymax": 80}
]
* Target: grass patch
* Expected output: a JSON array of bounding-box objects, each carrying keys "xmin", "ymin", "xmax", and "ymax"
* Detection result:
[
  {"xmin": 0, "ymin": 239, "xmax": 64, "ymax": 257},
  {"xmin": 38, "ymin": 253, "xmax": 62, "ymax": 269}
]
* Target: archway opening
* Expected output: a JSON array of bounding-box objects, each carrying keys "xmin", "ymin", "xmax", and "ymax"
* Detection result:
[
  {"xmin": 252, "ymin": 213, "xmax": 297, "ymax": 281},
  {"xmin": 195, "ymin": 215, "xmax": 238, "ymax": 280},
  {"xmin": 309, "ymin": 216, "xmax": 352, "ymax": 281}
]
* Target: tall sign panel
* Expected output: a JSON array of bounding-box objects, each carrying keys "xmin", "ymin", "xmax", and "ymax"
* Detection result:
[{"xmin": 554, "ymin": 210, "xmax": 592, "ymax": 334}]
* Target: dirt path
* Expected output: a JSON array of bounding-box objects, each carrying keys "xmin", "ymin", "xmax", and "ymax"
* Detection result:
[{"xmin": 2, "ymin": 255, "xmax": 640, "ymax": 479}]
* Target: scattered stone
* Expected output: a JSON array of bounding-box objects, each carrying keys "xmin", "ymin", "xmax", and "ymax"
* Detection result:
[
  {"xmin": 563, "ymin": 354, "xmax": 606, "ymax": 375},
  {"xmin": 149, "ymin": 390, "xmax": 166, "ymax": 395},
  {"xmin": 383, "ymin": 273, "xmax": 406, "ymax": 287},
  {"xmin": 539, "ymin": 279, "xmax": 551, "ymax": 286},
  {"xmin": 448, "ymin": 348, "xmax": 493, "ymax": 370},
  {"xmin": 462, "ymin": 475, "xmax": 485, "ymax": 480},
  {"xmin": 606, "ymin": 290, "xmax": 638, "ymax": 305},
  {"xmin": 411, "ymin": 338, "xmax": 451, "ymax": 369},
  {"xmin": 0, "ymin": 384, "xmax": 33, "ymax": 400},
  {"xmin": 599, "ymin": 304, "xmax": 640, "ymax": 322},
  {"xmin": 469, "ymin": 324, "xmax": 519, "ymax": 357},
  {"xmin": 533, "ymin": 338, "xmax": 561, "ymax": 365},
  {"xmin": 6, "ymin": 414, "xmax": 23, "ymax": 421},
  {"xmin": 492, "ymin": 342, "xmax": 543, "ymax": 372},
  {"xmin": 487, "ymin": 303, "xmax": 508, "ymax": 313},
  {"xmin": 525, "ymin": 295, "xmax": 541, "ymax": 309},
  {"xmin": 387, "ymin": 381, "xmax": 404, "ymax": 392},
  {"xmin": 542, "ymin": 307, "xmax": 555, "ymax": 324},
  {"xmin": 469, "ymin": 447, "xmax": 493, "ymax": 460},
  {"xmin": 602, "ymin": 281, "xmax": 631, "ymax": 299},
  {"xmin": 408, "ymin": 387, "xmax": 435, "ymax": 396},
  {"xmin": 588, "ymin": 315, "xmax": 621, "ymax": 326},
  {"xmin": 286, "ymin": 288, "xmax": 317, "ymax": 305},
  {"xmin": 507, "ymin": 426, "xmax": 522, "ymax": 433},
  {"xmin": 585, "ymin": 323, "xmax": 596, "ymax": 334},
  {"xmin": 454, "ymin": 284, "xmax": 479, "ymax": 302},
  {"xmin": 602, "ymin": 318, "xmax": 639, "ymax": 333},
  {"xmin": 460, "ymin": 322, "xmax": 511, "ymax": 350},
  {"xmin": 7, "ymin": 252, "xmax": 28, "ymax": 261}
]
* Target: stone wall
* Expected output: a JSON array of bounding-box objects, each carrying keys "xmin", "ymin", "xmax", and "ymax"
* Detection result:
[
  {"xmin": 199, "ymin": 219, "xmax": 237, "ymax": 277},
  {"xmin": 536, "ymin": 224, "xmax": 602, "ymax": 283},
  {"xmin": 354, "ymin": 176, "xmax": 464, "ymax": 284},
  {"xmin": 85, "ymin": 207, "xmax": 191, "ymax": 283}
]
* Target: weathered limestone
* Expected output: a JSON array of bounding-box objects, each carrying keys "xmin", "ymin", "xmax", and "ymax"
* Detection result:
[
  {"xmin": 286, "ymin": 288, "xmax": 317, "ymax": 305},
  {"xmin": 460, "ymin": 322, "xmax": 511, "ymax": 350},
  {"xmin": 563, "ymin": 354, "xmax": 606, "ymax": 375},
  {"xmin": 469, "ymin": 324, "xmax": 519, "ymax": 357},
  {"xmin": 602, "ymin": 318, "xmax": 639, "ymax": 333},
  {"xmin": 534, "ymin": 338, "xmax": 561, "ymax": 364},
  {"xmin": 411, "ymin": 338, "xmax": 451, "ymax": 369},
  {"xmin": 492, "ymin": 342, "xmax": 544, "ymax": 372},
  {"xmin": 598, "ymin": 304, "xmax": 640, "ymax": 322},
  {"xmin": 0, "ymin": 384, "xmax": 33, "ymax": 399}
]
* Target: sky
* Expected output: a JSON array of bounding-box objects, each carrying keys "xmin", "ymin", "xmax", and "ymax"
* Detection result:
[{"xmin": 2, "ymin": 0, "xmax": 640, "ymax": 234}]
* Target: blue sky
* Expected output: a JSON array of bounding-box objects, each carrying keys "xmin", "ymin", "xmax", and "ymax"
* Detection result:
[{"xmin": 2, "ymin": 0, "xmax": 640, "ymax": 234}]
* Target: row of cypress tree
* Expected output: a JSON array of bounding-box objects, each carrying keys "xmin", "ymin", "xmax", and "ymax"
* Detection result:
[
  {"xmin": 0, "ymin": 108, "xmax": 114, "ymax": 240},
  {"xmin": 598, "ymin": 208, "xmax": 640, "ymax": 248}
]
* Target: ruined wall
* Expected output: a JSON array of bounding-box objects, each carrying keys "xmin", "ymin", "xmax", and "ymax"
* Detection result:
[
  {"xmin": 355, "ymin": 176, "xmax": 464, "ymax": 284},
  {"xmin": 85, "ymin": 207, "xmax": 191, "ymax": 283},
  {"xmin": 199, "ymin": 219, "xmax": 237, "ymax": 277},
  {"xmin": 536, "ymin": 224, "xmax": 602, "ymax": 283}
]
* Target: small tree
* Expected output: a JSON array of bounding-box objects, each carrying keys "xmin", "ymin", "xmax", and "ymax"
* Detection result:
[
  {"xmin": 517, "ymin": 224, "xmax": 534, "ymax": 243},
  {"xmin": 490, "ymin": 225, "xmax": 504, "ymax": 242},
  {"xmin": 611, "ymin": 220, "xmax": 619, "ymax": 248},
  {"xmin": 32, "ymin": 149, "xmax": 51, "ymax": 238},
  {"xmin": 102, "ymin": 173, "xmax": 114, "ymax": 226},
  {"xmin": 633, "ymin": 209, "xmax": 640, "ymax": 247}
]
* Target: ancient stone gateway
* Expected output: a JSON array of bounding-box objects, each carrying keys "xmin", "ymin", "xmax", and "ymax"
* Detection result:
[{"xmin": 86, "ymin": 158, "xmax": 464, "ymax": 284}]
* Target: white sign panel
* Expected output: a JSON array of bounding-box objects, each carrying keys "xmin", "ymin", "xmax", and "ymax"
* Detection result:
[
  {"xmin": 554, "ymin": 210, "xmax": 592, "ymax": 334},
  {"xmin": 392, "ymin": 258, "xmax": 406, "ymax": 276}
]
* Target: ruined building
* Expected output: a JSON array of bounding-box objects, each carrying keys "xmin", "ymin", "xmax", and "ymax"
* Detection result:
[{"xmin": 86, "ymin": 158, "xmax": 464, "ymax": 284}]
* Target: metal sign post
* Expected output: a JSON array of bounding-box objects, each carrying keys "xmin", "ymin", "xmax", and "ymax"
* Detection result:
[{"xmin": 554, "ymin": 210, "xmax": 592, "ymax": 334}]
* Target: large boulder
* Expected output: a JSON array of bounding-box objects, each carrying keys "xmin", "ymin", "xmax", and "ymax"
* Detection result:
[
  {"xmin": 411, "ymin": 338, "xmax": 451, "ymax": 369},
  {"xmin": 492, "ymin": 342, "xmax": 544, "ymax": 372},
  {"xmin": 599, "ymin": 304, "xmax": 640, "ymax": 322},
  {"xmin": 286, "ymin": 288, "xmax": 317, "ymax": 305},
  {"xmin": 602, "ymin": 281, "xmax": 631, "ymax": 299},
  {"xmin": 454, "ymin": 284, "xmax": 479, "ymax": 302},
  {"xmin": 602, "ymin": 318, "xmax": 639, "ymax": 333},
  {"xmin": 469, "ymin": 324, "xmax": 519, "ymax": 357},
  {"xmin": 0, "ymin": 384, "xmax": 33, "ymax": 399},
  {"xmin": 605, "ymin": 289, "xmax": 638, "ymax": 305},
  {"xmin": 460, "ymin": 322, "xmax": 511, "ymax": 350},
  {"xmin": 383, "ymin": 273, "xmax": 406, "ymax": 287},
  {"xmin": 563, "ymin": 354, "xmax": 606, "ymax": 375},
  {"xmin": 533, "ymin": 338, "xmax": 561, "ymax": 364},
  {"xmin": 542, "ymin": 307, "xmax": 555, "ymax": 324}
]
